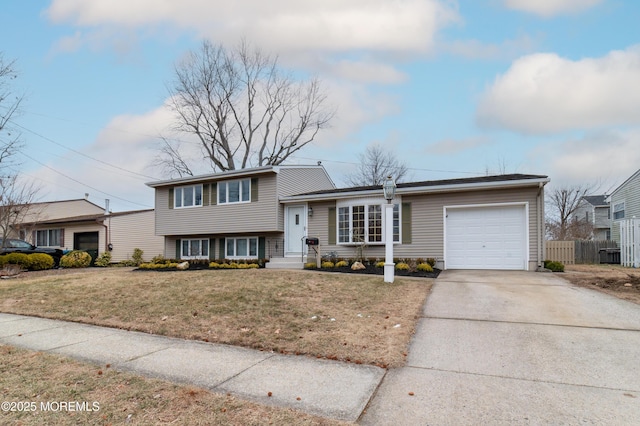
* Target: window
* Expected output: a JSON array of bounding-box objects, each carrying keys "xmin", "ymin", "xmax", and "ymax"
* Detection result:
[
  {"xmin": 181, "ymin": 239, "xmax": 209, "ymax": 259},
  {"xmin": 226, "ymin": 237, "xmax": 258, "ymax": 258},
  {"xmin": 36, "ymin": 229, "xmax": 62, "ymax": 247},
  {"xmin": 175, "ymin": 185, "xmax": 203, "ymax": 208},
  {"xmin": 337, "ymin": 202, "xmax": 400, "ymax": 244},
  {"xmin": 613, "ymin": 202, "xmax": 625, "ymax": 220},
  {"xmin": 218, "ymin": 179, "xmax": 251, "ymax": 204}
]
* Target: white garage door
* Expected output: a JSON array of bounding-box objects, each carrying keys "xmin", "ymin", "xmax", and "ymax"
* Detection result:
[{"xmin": 445, "ymin": 205, "xmax": 527, "ymax": 270}]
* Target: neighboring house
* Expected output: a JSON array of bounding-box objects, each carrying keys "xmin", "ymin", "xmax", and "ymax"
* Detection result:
[
  {"xmin": 573, "ymin": 195, "xmax": 611, "ymax": 240},
  {"xmin": 148, "ymin": 166, "xmax": 550, "ymax": 271},
  {"xmin": 608, "ymin": 168, "xmax": 640, "ymax": 244},
  {"xmin": 10, "ymin": 198, "xmax": 164, "ymax": 263}
]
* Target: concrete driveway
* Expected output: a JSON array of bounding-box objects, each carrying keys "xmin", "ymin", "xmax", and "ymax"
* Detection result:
[{"xmin": 361, "ymin": 270, "xmax": 640, "ymax": 425}]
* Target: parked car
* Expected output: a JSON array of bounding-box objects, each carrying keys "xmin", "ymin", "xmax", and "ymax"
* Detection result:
[{"xmin": 0, "ymin": 238, "xmax": 64, "ymax": 265}]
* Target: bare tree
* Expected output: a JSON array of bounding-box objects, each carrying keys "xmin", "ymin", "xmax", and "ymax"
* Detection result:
[
  {"xmin": 346, "ymin": 143, "xmax": 409, "ymax": 187},
  {"xmin": 158, "ymin": 40, "xmax": 333, "ymax": 177},
  {"xmin": 0, "ymin": 53, "xmax": 22, "ymax": 166},
  {"xmin": 545, "ymin": 183, "xmax": 596, "ymax": 240},
  {"xmin": 0, "ymin": 175, "xmax": 40, "ymax": 245},
  {"xmin": 0, "ymin": 53, "xmax": 41, "ymax": 245}
]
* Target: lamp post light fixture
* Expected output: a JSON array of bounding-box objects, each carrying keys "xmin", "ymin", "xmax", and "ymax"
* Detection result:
[{"xmin": 383, "ymin": 176, "xmax": 396, "ymax": 283}]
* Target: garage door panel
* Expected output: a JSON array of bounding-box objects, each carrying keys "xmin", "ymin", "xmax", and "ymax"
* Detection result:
[{"xmin": 445, "ymin": 205, "xmax": 526, "ymax": 270}]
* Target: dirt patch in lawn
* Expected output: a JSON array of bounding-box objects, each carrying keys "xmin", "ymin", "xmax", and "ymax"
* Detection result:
[
  {"xmin": 0, "ymin": 345, "xmax": 345, "ymax": 426},
  {"xmin": 0, "ymin": 268, "xmax": 432, "ymax": 368},
  {"xmin": 563, "ymin": 264, "xmax": 640, "ymax": 305}
]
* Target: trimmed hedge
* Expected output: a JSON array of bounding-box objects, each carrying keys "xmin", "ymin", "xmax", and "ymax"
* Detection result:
[
  {"xmin": 0, "ymin": 253, "xmax": 55, "ymax": 271},
  {"xmin": 60, "ymin": 251, "xmax": 92, "ymax": 268}
]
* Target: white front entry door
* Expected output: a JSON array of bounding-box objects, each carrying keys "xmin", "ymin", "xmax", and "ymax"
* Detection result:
[{"xmin": 286, "ymin": 206, "xmax": 307, "ymax": 256}]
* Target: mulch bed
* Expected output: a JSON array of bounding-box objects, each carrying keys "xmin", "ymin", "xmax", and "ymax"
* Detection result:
[{"xmin": 308, "ymin": 265, "xmax": 440, "ymax": 279}]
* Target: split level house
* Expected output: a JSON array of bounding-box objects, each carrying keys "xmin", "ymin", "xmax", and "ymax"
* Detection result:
[
  {"xmin": 9, "ymin": 198, "xmax": 164, "ymax": 263},
  {"xmin": 147, "ymin": 165, "xmax": 550, "ymax": 271}
]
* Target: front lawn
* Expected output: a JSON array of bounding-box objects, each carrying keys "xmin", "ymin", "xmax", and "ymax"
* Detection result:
[{"xmin": 0, "ymin": 268, "xmax": 432, "ymax": 368}]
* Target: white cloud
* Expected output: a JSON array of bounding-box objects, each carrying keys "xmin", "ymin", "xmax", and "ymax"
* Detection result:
[
  {"xmin": 476, "ymin": 46, "xmax": 640, "ymax": 134},
  {"xmin": 502, "ymin": 0, "xmax": 603, "ymax": 17},
  {"xmin": 442, "ymin": 35, "xmax": 537, "ymax": 60},
  {"xmin": 45, "ymin": 0, "xmax": 458, "ymax": 55},
  {"xmin": 526, "ymin": 129, "xmax": 640, "ymax": 192}
]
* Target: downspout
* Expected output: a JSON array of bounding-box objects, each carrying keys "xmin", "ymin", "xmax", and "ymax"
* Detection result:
[{"xmin": 536, "ymin": 182, "xmax": 544, "ymax": 271}]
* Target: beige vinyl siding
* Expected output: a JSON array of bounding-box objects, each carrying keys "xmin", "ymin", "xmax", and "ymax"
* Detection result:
[
  {"xmin": 21, "ymin": 200, "xmax": 105, "ymax": 224},
  {"xmin": 306, "ymin": 186, "xmax": 543, "ymax": 268},
  {"xmin": 155, "ymin": 173, "xmax": 280, "ymax": 236},
  {"xmin": 108, "ymin": 211, "xmax": 164, "ymax": 263},
  {"xmin": 611, "ymin": 170, "xmax": 640, "ymax": 243},
  {"xmin": 276, "ymin": 167, "xmax": 335, "ymax": 231}
]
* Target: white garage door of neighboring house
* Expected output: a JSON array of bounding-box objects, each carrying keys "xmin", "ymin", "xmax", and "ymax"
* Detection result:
[{"xmin": 445, "ymin": 204, "xmax": 528, "ymax": 270}]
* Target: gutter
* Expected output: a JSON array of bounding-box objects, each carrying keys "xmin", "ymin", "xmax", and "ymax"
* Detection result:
[{"xmin": 280, "ymin": 177, "xmax": 551, "ymax": 203}]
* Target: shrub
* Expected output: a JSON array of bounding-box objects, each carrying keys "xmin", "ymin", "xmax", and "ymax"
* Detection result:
[
  {"xmin": 138, "ymin": 262, "xmax": 179, "ymax": 270},
  {"xmin": 2, "ymin": 253, "xmax": 29, "ymax": 268},
  {"xmin": 60, "ymin": 251, "xmax": 92, "ymax": 268},
  {"xmin": 395, "ymin": 262, "xmax": 410, "ymax": 271},
  {"xmin": 131, "ymin": 248, "xmax": 144, "ymax": 266},
  {"xmin": 321, "ymin": 261, "xmax": 335, "ymax": 269},
  {"xmin": 375, "ymin": 261, "xmax": 385, "ymax": 268},
  {"xmin": 26, "ymin": 253, "xmax": 55, "ymax": 271},
  {"xmin": 335, "ymin": 260, "xmax": 349, "ymax": 268},
  {"xmin": 94, "ymin": 251, "xmax": 112, "ymax": 267},
  {"xmin": 304, "ymin": 262, "xmax": 318, "ymax": 269},
  {"xmin": 426, "ymin": 258, "xmax": 437, "ymax": 267},
  {"xmin": 416, "ymin": 263, "xmax": 433, "ymax": 272},
  {"xmin": 209, "ymin": 262, "xmax": 221, "ymax": 269},
  {"xmin": 544, "ymin": 260, "xmax": 565, "ymax": 272}
]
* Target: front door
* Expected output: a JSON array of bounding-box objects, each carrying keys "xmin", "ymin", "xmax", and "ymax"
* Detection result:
[
  {"xmin": 286, "ymin": 206, "xmax": 306, "ymax": 256},
  {"xmin": 74, "ymin": 231, "xmax": 99, "ymax": 263}
]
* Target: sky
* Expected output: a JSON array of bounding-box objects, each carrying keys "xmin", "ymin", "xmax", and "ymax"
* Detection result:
[{"xmin": 2, "ymin": 0, "xmax": 640, "ymax": 212}]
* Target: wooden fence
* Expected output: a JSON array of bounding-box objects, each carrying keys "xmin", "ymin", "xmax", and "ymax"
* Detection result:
[{"xmin": 545, "ymin": 240, "xmax": 619, "ymax": 265}]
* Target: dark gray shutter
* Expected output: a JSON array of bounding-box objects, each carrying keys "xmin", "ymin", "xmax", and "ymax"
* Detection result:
[
  {"xmin": 219, "ymin": 239, "xmax": 226, "ymax": 260},
  {"xmin": 175, "ymin": 239, "xmax": 181, "ymax": 259},
  {"xmin": 211, "ymin": 183, "xmax": 217, "ymax": 205},
  {"xmin": 251, "ymin": 178, "xmax": 258, "ymax": 202},
  {"xmin": 402, "ymin": 203, "xmax": 412, "ymax": 244},
  {"xmin": 168, "ymin": 188, "xmax": 174, "ymax": 209},
  {"xmin": 203, "ymin": 184, "xmax": 210, "ymax": 205},
  {"xmin": 328, "ymin": 207, "xmax": 336, "ymax": 245},
  {"xmin": 258, "ymin": 237, "xmax": 266, "ymax": 259},
  {"xmin": 209, "ymin": 239, "xmax": 215, "ymax": 260}
]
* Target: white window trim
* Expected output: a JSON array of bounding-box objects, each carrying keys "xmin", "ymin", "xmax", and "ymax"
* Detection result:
[
  {"xmin": 336, "ymin": 197, "xmax": 401, "ymax": 245},
  {"xmin": 174, "ymin": 184, "xmax": 203, "ymax": 209},
  {"xmin": 225, "ymin": 236, "xmax": 259, "ymax": 259},
  {"xmin": 181, "ymin": 238, "xmax": 209, "ymax": 260},
  {"xmin": 613, "ymin": 201, "xmax": 625, "ymax": 221},
  {"xmin": 218, "ymin": 178, "xmax": 251, "ymax": 205}
]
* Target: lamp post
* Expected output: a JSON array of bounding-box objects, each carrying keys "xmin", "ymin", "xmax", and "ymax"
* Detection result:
[{"xmin": 383, "ymin": 176, "xmax": 396, "ymax": 283}]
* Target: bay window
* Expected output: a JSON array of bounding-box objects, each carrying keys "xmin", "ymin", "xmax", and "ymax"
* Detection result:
[{"xmin": 337, "ymin": 201, "xmax": 400, "ymax": 244}]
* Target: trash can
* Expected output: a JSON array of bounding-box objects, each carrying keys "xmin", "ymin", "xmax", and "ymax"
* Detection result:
[{"xmin": 599, "ymin": 248, "xmax": 620, "ymax": 264}]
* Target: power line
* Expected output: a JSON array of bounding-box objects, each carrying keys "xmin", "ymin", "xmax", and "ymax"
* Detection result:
[
  {"xmin": 17, "ymin": 151, "xmax": 152, "ymax": 208},
  {"xmin": 11, "ymin": 120, "xmax": 160, "ymax": 181}
]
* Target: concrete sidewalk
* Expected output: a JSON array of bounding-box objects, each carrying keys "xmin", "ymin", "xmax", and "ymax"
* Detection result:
[
  {"xmin": 360, "ymin": 270, "xmax": 640, "ymax": 425},
  {"xmin": 0, "ymin": 312, "xmax": 384, "ymax": 422}
]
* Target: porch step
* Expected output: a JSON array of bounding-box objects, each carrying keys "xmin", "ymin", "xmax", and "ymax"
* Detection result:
[{"xmin": 266, "ymin": 257, "xmax": 305, "ymax": 270}]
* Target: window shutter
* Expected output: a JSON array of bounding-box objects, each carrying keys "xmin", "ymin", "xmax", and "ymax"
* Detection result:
[
  {"xmin": 175, "ymin": 239, "xmax": 181, "ymax": 259},
  {"xmin": 219, "ymin": 239, "xmax": 226, "ymax": 260},
  {"xmin": 209, "ymin": 239, "xmax": 215, "ymax": 260},
  {"xmin": 32, "ymin": 231, "xmax": 36, "ymax": 245},
  {"xmin": 402, "ymin": 202, "xmax": 412, "ymax": 244},
  {"xmin": 203, "ymin": 184, "xmax": 210, "ymax": 205},
  {"xmin": 251, "ymin": 178, "xmax": 258, "ymax": 202},
  {"xmin": 168, "ymin": 188, "xmax": 174, "ymax": 209},
  {"xmin": 258, "ymin": 236, "xmax": 266, "ymax": 259},
  {"xmin": 328, "ymin": 207, "xmax": 336, "ymax": 245},
  {"xmin": 60, "ymin": 229, "xmax": 65, "ymax": 247},
  {"xmin": 211, "ymin": 183, "xmax": 217, "ymax": 205}
]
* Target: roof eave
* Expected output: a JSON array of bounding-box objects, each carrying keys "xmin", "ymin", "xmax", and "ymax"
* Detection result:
[{"xmin": 280, "ymin": 177, "xmax": 550, "ymax": 203}]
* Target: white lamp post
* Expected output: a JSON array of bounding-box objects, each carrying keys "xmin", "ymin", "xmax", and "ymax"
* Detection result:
[{"xmin": 383, "ymin": 176, "xmax": 396, "ymax": 283}]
